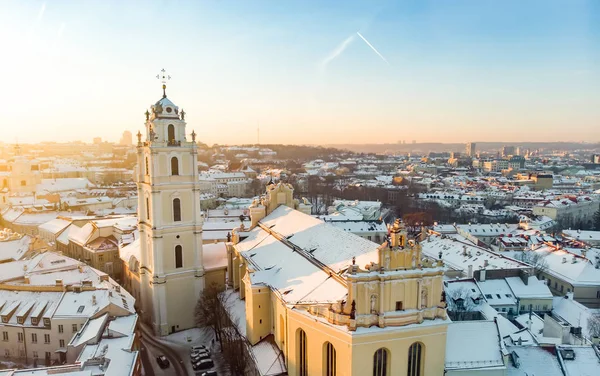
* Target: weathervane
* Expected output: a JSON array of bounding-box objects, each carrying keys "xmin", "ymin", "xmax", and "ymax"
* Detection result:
[{"xmin": 156, "ymin": 68, "xmax": 171, "ymax": 98}]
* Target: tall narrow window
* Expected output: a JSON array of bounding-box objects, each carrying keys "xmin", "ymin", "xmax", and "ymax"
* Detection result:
[
  {"xmin": 146, "ymin": 197, "xmax": 150, "ymax": 220},
  {"xmin": 373, "ymin": 348, "xmax": 389, "ymax": 376},
  {"xmin": 168, "ymin": 124, "xmax": 175, "ymax": 143},
  {"xmin": 407, "ymin": 342, "xmax": 423, "ymax": 376},
  {"xmin": 145, "ymin": 157, "xmax": 149, "ymax": 175},
  {"xmin": 297, "ymin": 329, "xmax": 308, "ymax": 376},
  {"xmin": 173, "ymin": 198, "xmax": 181, "ymax": 222},
  {"xmin": 175, "ymin": 245, "xmax": 183, "ymax": 268},
  {"xmin": 171, "ymin": 157, "xmax": 179, "ymax": 175},
  {"xmin": 324, "ymin": 342, "xmax": 336, "ymax": 376}
]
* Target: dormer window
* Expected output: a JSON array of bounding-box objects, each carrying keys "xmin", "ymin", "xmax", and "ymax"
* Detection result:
[{"xmin": 43, "ymin": 318, "xmax": 50, "ymax": 327}]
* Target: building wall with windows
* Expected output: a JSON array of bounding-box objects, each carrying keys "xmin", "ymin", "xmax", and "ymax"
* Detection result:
[{"xmin": 228, "ymin": 183, "xmax": 449, "ymax": 376}]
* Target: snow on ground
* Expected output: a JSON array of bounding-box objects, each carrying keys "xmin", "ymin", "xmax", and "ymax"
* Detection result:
[{"xmin": 164, "ymin": 327, "xmax": 214, "ymax": 347}]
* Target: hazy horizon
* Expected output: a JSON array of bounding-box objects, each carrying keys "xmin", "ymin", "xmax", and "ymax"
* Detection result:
[{"xmin": 2, "ymin": 0, "xmax": 599, "ymax": 145}]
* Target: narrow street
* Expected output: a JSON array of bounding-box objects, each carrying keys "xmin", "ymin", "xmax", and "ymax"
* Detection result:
[{"xmin": 139, "ymin": 322, "xmax": 188, "ymax": 376}]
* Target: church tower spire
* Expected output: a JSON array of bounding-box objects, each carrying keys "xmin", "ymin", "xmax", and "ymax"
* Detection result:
[{"xmin": 136, "ymin": 72, "xmax": 205, "ymax": 335}]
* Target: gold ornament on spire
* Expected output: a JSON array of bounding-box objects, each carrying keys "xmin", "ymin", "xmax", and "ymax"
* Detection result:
[{"xmin": 156, "ymin": 68, "xmax": 171, "ymax": 98}]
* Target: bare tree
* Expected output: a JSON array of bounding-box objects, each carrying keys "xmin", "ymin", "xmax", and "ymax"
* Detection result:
[
  {"xmin": 446, "ymin": 286, "xmax": 479, "ymax": 321},
  {"xmin": 512, "ymin": 251, "xmax": 549, "ymax": 277},
  {"xmin": 587, "ymin": 313, "xmax": 600, "ymax": 340},
  {"xmin": 194, "ymin": 282, "xmax": 226, "ymax": 344},
  {"xmin": 196, "ymin": 286, "xmax": 253, "ymax": 374},
  {"xmin": 221, "ymin": 321, "xmax": 252, "ymax": 375}
]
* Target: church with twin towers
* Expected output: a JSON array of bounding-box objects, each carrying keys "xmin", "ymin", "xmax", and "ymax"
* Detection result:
[{"xmin": 135, "ymin": 73, "xmax": 205, "ymax": 336}]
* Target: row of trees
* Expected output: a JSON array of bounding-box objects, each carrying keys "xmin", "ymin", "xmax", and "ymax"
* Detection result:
[{"xmin": 195, "ymin": 283, "xmax": 251, "ymax": 375}]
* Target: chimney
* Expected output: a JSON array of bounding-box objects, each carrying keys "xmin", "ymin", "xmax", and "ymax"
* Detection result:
[
  {"xmin": 480, "ymin": 269, "xmax": 486, "ymax": 282},
  {"xmin": 92, "ymin": 294, "xmax": 97, "ymax": 306},
  {"xmin": 562, "ymin": 257, "xmax": 567, "ymax": 264},
  {"xmin": 462, "ymin": 246, "xmax": 467, "ymax": 256},
  {"xmin": 55, "ymin": 279, "xmax": 63, "ymax": 286},
  {"xmin": 467, "ymin": 264, "xmax": 473, "ymax": 278},
  {"xmin": 571, "ymin": 256, "xmax": 577, "ymax": 264},
  {"xmin": 483, "ymin": 259, "xmax": 489, "ymax": 268}
]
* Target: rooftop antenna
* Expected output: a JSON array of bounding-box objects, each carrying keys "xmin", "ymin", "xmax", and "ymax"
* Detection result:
[{"xmin": 156, "ymin": 68, "xmax": 171, "ymax": 98}]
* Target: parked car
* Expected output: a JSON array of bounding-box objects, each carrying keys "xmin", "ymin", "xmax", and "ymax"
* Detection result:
[
  {"xmin": 200, "ymin": 371, "xmax": 218, "ymax": 376},
  {"xmin": 191, "ymin": 349, "xmax": 210, "ymax": 358},
  {"xmin": 193, "ymin": 359, "xmax": 214, "ymax": 371},
  {"xmin": 190, "ymin": 345, "xmax": 207, "ymax": 353},
  {"xmin": 191, "ymin": 353, "xmax": 211, "ymax": 363},
  {"xmin": 156, "ymin": 355, "xmax": 170, "ymax": 369}
]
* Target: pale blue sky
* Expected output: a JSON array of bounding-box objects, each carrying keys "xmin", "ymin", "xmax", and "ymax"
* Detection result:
[{"xmin": 0, "ymin": 0, "xmax": 598, "ymax": 145}]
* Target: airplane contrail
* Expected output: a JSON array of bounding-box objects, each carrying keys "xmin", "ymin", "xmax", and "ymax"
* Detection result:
[
  {"xmin": 356, "ymin": 31, "xmax": 389, "ymax": 65},
  {"xmin": 320, "ymin": 34, "xmax": 356, "ymax": 72}
]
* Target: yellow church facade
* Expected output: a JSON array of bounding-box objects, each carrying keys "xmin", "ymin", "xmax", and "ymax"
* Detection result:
[{"xmin": 227, "ymin": 182, "xmax": 449, "ymax": 376}]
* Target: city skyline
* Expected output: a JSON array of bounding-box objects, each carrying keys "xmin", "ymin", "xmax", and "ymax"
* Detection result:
[{"xmin": 1, "ymin": 0, "xmax": 599, "ymax": 145}]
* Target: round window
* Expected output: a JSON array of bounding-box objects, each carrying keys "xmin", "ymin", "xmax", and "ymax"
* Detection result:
[{"xmin": 166, "ymin": 107, "xmax": 172, "ymax": 113}]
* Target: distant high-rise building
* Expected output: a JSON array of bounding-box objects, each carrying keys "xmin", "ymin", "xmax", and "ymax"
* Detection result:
[
  {"xmin": 93, "ymin": 137, "xmax": 102, "ymax": 144},
  {"xmin": 501, "ymin": 145, "xmax": 515, "ymax": 157},
  {"xmin": 120, "ymin": 131, "xmax": 133, "ymax": 146},
  {"xmin": 465, "ymin": 142, "xmax": 476, "ymax": 157},
  {"xmin": 593, "ymin": 154, "xmax": 600, "ymax": 164}
]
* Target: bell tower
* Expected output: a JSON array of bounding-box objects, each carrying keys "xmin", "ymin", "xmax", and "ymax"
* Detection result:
[{"xmin": 136, "ymin": 70, "xmax": 205, "ymax": 335}]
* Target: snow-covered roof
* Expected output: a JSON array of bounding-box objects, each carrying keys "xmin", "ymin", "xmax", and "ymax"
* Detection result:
[
  {"xmin": 422, "ymin": 234, "xmax": 528, "ymax": 274},
  {"xmin": 250, "ymin": 336, "xmax": 287, "ymax": 376},
  {"xmin": 505, "ymin": 276, "xmax": 553, "ymax": 299},
  {"xmin": 237, "ymin": 228, "xmax": 348, "ymax": 304},
  {"xmin": 530, "ymin": 246, "xmax": 600, "ymax": 286},
  {"xmin": 119, "ymin": 237, "xmax": 140, "ymax": 264},
  {"xmin": 552, "ymin": 294, "xmax": 598, "ymax": 338},
  {"xmin": 321, "ymin": 220, "xmax": 387, "ymax": 234},
  {"xmin": 445, "ymin": 321, "xmax": 505, "ymax": 371},
  {"xmin": 557, "ymin": 346, "xmax": 600, "ymax": 376},
  {"xmin": 39, "ymin": 218, "xmax": 72, "ymax": 235},
  {"xmin": 0, "ymin": 235, "xmax": 31, "ymax": 262},
  {"xmin": 70, "ymin": 313, "xmax": 108, "ymax": 347},
  {"xmin": 259, "ymin": 206, "xmax": 380, "ymax": 273},
  {"xmin": 563, "ymin": 230, "xmax": 600, "ymax": 244},
  {"xmin": 37, "ymin": 178, "xmax": 93, "ymax": 193},
  {"xmin": 478, "ymin": 279, "xmax": 517, "ymax": 307},
  {"xmin": 506, "ymin": 346, "xmax": 563, "ymax": 376}
]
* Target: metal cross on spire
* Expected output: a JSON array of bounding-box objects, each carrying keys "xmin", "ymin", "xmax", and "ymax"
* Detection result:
[{"xmin": 156, "ymin": 68, "xmax": 171, "ymax": 98}]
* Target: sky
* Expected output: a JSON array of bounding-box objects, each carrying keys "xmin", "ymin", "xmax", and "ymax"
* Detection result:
[{"xmin": 0, "ymin": 0, "xmax": 598, "ymax": 145}]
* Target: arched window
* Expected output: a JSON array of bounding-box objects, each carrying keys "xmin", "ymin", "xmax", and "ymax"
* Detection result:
[
  {"xmin": 324, "ymin": 342, "xmax": 336, "ymax": 376},
  {"xmin": 373, "ymin": 348, "xmax": 389, "ymax": 376},
  {"xmin": 171, "ymin": 157, "xmax": 179, "ymax": 175},
  {"xmin": 173, "ymin": 198, "xmax": 181, "ymax": 222},
  {"xmin": 145, "ymin": 197, "xmax": 150, "ymax": 220},
  {"xmin": 297, "ymin": 329, "xmax": 307, "ymax": 376},
  {"xmin": 168, "ymin": 124, "xmax": 175, "ymax": 143},
  {"xmin": 175, "ymin": 245, "xmax": 183, "ymax": 268},
  {"xmin": 145, "ymin": 157, "xmax": 149, "ymax": 175},
  {"xmin": 407, "ymin": 342, "xmax": 423, "ymax": 376}
]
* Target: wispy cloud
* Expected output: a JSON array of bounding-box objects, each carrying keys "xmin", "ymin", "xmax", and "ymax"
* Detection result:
[
  {"xmin": 356, "ymin": 32, "xmax": 389, "ymax": 65},
  {"xmin": 37, "ymin": 2, "xmax": 46, "ymax": 21},
  {"xmin": 320, "ymin": 34, "xmax": 355, "ymax": 72}
]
